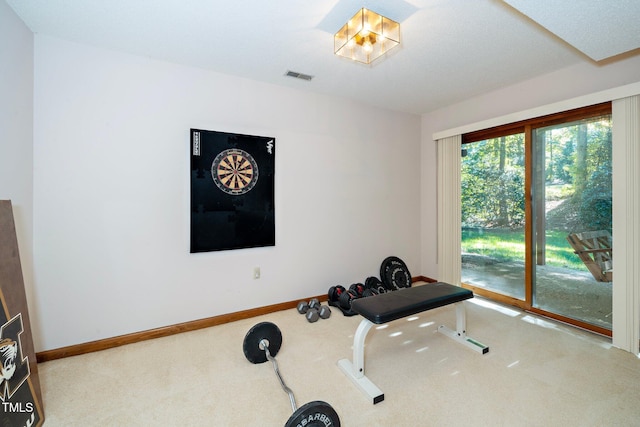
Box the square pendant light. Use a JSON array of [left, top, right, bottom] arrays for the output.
[[334, 8, 400, 64]]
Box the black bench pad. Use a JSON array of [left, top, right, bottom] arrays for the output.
[[351, 282, 473, 324]]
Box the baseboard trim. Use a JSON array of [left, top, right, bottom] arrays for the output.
[[36, 276, 434, 362]]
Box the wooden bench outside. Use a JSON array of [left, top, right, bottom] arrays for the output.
[[567, 230, 612, 282]]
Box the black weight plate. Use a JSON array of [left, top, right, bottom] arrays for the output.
[[364, 276, 386, 294], [242, 322, 282, 364], [364, 276, 381, 290], [285, 401, 341, 427], [380, 256, 412, 290]]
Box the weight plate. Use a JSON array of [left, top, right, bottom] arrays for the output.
[[380, 256, 412, 290], [285, 400, 341, 427], [242, 322, 282, 364], [364, 276, 378, 288], [364, 276, 384, 293]]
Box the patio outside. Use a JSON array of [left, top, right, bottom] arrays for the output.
[[462, 252, 612, 329]]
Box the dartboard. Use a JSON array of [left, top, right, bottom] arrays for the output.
[[211, 148, 259, 195]]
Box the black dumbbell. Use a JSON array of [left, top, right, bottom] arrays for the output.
[[349, 283, 365, 297], [328, 285, 346, 304], [339, 289, 359, 311]]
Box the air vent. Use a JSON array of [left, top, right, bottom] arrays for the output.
[[285, 70, 314, 81]]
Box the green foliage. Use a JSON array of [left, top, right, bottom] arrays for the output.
[[541, 127, 574, 184], [545, 183, 574, 201], [461, 135, 525, 228], [578, 165, 612, 232], [461, 116, 611, 272], [462, 117, 612, 232]]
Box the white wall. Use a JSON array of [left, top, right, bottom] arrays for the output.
[[32, 35, 421, 351], [24, 19, 640, 353], [420, 55, 640, 278], [0, 3, 35, 314]]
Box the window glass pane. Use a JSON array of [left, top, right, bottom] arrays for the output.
[[461, 134, 525, 299], [532, 115, 612, 329]]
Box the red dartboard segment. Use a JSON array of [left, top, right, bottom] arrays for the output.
[[211, 148, 259, 195]]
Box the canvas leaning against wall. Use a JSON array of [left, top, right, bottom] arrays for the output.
[[190, 129, 275, 253], [0, 201, 45, 426]]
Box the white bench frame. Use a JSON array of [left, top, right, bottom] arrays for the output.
[[338, 301, 489, 404]]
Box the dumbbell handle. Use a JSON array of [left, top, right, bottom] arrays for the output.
[[260, 339, 297, 413]]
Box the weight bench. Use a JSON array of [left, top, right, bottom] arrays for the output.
[[338, 282, 489, 404]]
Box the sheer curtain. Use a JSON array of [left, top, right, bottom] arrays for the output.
[[612, 94, 640, 354], [436, 135, 461, 286]]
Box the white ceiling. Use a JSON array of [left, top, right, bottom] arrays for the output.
[[503, 0, 640, 62], [6, 0, 640, 115]]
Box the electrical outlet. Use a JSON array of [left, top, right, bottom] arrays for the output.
[[253, 267, 260, 279]]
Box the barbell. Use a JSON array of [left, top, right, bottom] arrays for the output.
[[242, 322, 341, 427]]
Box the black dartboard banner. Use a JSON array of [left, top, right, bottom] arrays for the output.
[[190, 129, 275, 253]]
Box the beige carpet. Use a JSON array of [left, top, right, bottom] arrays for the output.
[[38, 292, 640, 426]]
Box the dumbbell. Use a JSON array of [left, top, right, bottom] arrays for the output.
[[328, 285, 346, 305], [306, 307, 320, 323], [297, 298, 319, 313], [318, 305, 331, 319], [339, 289, 359, 312], [297, 299, 331, 322], [297, 298, 321, 313], [296, 301, 309, 314], [349, 283, 366, 297], [306, 304, 331, 323], [242, 322, 341, 427]]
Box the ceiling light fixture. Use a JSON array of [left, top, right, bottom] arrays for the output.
[[334, 8, 400, 65]]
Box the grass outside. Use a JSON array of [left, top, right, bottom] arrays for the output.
[[462, 228, 585, 271]]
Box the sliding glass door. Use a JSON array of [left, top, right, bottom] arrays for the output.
[[531, 116, 612, 329], [460, 104, 613, 333]]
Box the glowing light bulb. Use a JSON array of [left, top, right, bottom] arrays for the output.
[[363, 40, 373, 52]]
